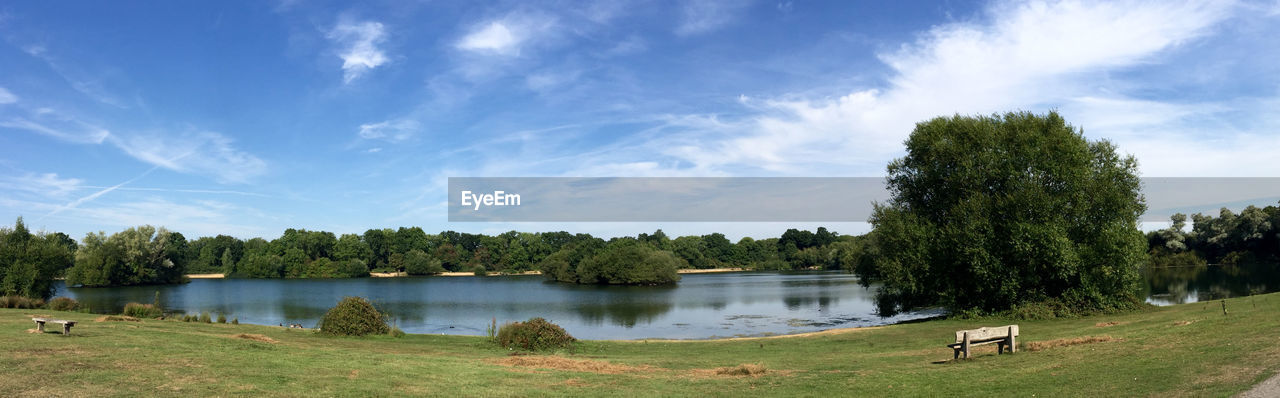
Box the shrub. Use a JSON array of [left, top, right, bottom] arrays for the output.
[[472, 265, 488, 276], [199, 311, 212, 323], [183, 314, 195, 322], [47, 297, 79, 311], [389, 326, 405, 338], [496, 317, 575, 351], [231, 317, 239, 325], [123, 302, 163, 318], [0, 295, 45, 309], [318, 296, 389, 336], [217, 313, 227, 323]]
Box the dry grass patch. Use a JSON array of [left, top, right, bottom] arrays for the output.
[[1173, 320, 1196, 326], [230, 334, 278, 344], [715, 363, 768, 376], [1025, 336, 1118, 352], [492, 355, 655, 375], [1094, 321, 1126, 327], [95, 315, 140, 322]]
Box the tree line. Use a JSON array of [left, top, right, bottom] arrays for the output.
[[1, 215, 868, 296]]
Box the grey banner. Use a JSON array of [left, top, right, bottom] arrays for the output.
[[447, 177, 1280, 222]]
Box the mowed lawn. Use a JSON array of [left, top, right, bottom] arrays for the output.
[[3, 293, 1280, 397]]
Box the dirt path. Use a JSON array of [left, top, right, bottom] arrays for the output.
[[1238, 372, 1280, 398]]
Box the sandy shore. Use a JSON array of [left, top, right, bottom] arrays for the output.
[[610, 325, 886, 343], [186, 268, 749, 279]]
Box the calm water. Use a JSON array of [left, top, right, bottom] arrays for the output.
[[55, 265, 1277, 339], [54, 271, 943, 340], [1143, 262, 1280, 306]]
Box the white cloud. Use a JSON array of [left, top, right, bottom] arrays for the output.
[[676, 0, 750, 36], [328, 20, 389, 83], [454, 13, 557, 56], [0, 117, 111, 144], [0, 87, 16, 104], [457, 22, 520, 54], [642, 0, 1240, 175], [357, 119, 418, 141], [0, 173, 84, 199], [112, 131, 267, 184]]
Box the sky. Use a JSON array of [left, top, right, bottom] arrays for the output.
[[1, 0, 1279, 241]]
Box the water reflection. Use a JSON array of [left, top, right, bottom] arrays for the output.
[[55, 271, 936, 339], [1143, 262, 1280, 305]]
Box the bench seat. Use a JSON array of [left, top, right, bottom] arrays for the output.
[[32, 318, 77, 336]]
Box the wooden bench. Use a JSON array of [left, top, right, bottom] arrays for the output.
[[948, 325, 1018, 359], [32, 318, 77, 335]]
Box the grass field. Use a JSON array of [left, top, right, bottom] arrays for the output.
[[3, 293, 1280, 397]]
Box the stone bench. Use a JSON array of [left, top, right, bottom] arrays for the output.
[[32, 317, 77, 335], [948, 325, 1018, 359]]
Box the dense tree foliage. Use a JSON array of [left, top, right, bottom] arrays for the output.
[[0, 218, 74, 299], [546, 239, 684, 285], [853, 112, 1148, 316], [66, 225, 188, 287], [1147, 204, 1280, 267]]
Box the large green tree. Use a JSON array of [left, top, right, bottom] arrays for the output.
[[67, 225, 188, 287], [0, 217, 74, 299], [855, 111, 1147, 315]]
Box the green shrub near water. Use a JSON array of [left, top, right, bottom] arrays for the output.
[[47, 297, 79, 311], [496, 317, 575, 351], [123, 302, 163, 318], [231, 317, 239, 325], [318, 296, 389, 336], [217, 313, 227, 323]]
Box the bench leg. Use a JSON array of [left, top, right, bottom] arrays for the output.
[[962, 332, 971, 359], [1008, 333, 1016, 353], [953, 348, 960, 359], [998, 341, 1005, 355], [62, 324, 72, 336], [35, 321, 45, 333]]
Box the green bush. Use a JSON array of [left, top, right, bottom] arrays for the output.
[[47, 297, 79, 311], [231, 317, 239, 325], [199, 311, 212, 323], [496, 317, 576, 351], [389, 326, 405, 338], [0, 295, 45, 309], [123, 302, 163, 318], [318, 296, 389, 336], [472, 265, 488, 276], [574, 240, 682, 285], [217, 313, 227, 323]]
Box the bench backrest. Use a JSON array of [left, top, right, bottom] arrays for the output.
[[955, 325, 1018, 342]]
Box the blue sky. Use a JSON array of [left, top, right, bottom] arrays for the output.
[[2, 0, 1279, 241]]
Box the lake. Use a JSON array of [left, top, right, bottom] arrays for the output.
[[53, 264, 1280, 340], [55, 271, 943, 340], [1142, 262, 1280, 306]]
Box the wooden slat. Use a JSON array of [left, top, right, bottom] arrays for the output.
[[954, 325, 1019, 342]]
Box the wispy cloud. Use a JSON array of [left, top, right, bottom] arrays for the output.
[[328, 19, 389, 84], [41, 166, 157, 220], [0, 116, 111, 144], [0, 172, 84, 199], [0, 87, 16, 104], [357, 119, 418, 142], [112, 131, 267, 184], [22, 45, 131, 108], [676, 0, 751, 36]]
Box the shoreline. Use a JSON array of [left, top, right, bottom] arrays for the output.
[[187, 267, 750, 280]]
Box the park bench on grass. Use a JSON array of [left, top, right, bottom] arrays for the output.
[[948, 325, 1018, 359], [32, 317, 77, 336]]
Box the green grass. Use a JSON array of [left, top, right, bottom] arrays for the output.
[[3, 293, 1280, 397]]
